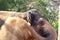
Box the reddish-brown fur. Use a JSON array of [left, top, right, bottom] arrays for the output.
[[0, 17, 32, 40]]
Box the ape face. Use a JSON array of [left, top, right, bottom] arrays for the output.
[[25, 9, 57, 40], [27, 12, 50, 38], [34, 18, 50, 38]]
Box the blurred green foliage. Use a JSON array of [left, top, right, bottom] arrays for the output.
[[0, 0, 58, 33]]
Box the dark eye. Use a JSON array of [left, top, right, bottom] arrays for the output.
[[38, 21, 45, 26]]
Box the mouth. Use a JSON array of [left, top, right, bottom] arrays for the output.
[[37, 29, 50, 38]]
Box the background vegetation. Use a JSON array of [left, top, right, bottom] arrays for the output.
[[0, 0, 59, 33]]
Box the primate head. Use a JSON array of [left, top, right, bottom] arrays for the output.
[[26, 9, 49, 37], [24, 9, 57, 40]]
